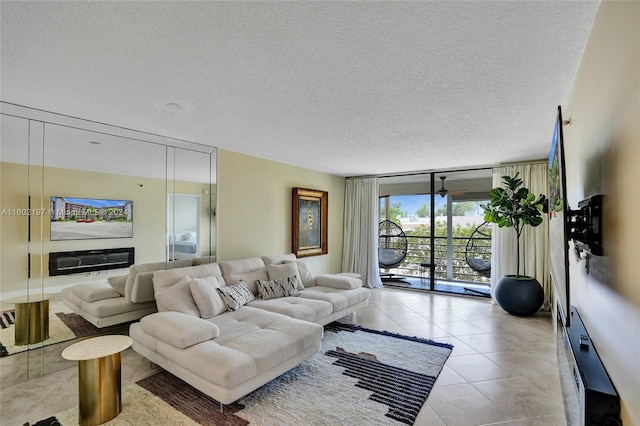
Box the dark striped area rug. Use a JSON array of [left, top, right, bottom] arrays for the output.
[[28, 322, 453, 425]]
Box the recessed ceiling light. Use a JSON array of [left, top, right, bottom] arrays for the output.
[[152, 98, 194, 114]]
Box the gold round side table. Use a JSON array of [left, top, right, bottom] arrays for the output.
[[4, 294, 52, 345], [62, 335, 133, 426]]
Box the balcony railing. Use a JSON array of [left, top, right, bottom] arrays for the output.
[[382, 235, 491, 284]]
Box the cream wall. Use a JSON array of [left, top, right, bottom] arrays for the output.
[[217, 149, 346, 276], [563, 1, 639, 423]]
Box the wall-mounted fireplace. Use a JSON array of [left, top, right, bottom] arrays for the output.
[[48, 247, 135, 276]]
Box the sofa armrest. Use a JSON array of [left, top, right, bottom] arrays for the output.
[[129, 271, 155, 303], [139, 312, 219, 349], [315, 274, 362, 290], [71, 281, 121, 303]]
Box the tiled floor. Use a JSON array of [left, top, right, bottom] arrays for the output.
[[0, 287, 566, 425]]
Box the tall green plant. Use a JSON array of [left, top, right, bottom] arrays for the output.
[[482, 172, 548, 277]]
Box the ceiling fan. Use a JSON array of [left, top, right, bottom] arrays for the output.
[[437, 176, 470, 198], [438, 176, 449, 197]]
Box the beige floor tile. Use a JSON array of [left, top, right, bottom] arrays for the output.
[[433, 365, 468, 387], [427, 383, 512, 426], [455, 333, 518, 354], [445, 354, 515, 383], [434, 320, 488, 336], [472, 377, 566, 419], [401, 323, 451, 339], [415, 403, 447, 426]]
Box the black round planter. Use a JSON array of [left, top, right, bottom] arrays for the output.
[[494, 275, 544, 316]]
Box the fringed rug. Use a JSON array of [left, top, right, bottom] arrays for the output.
[[28, 322, 453, 425]]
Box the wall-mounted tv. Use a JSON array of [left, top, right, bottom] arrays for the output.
[[50, 196, 133, 241], [548, 106, 571, 327]]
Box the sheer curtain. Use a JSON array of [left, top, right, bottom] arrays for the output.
[[342, 177, 383, 288], [490, 163, 551, 309]]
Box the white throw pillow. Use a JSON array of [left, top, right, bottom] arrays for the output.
[[190, 275, 227, 318], [267, 263, 304, 290], [107, 274, 127, 296], [140, 312, 219, 349], [154, 276, 200, 316], [256, 275, 301, 300], [216, 280, 255, 311], [284, 260, 315, 287]]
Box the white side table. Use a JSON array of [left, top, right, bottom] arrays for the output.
[[62, 335, 132, 426], [4, 294, 52, 345]]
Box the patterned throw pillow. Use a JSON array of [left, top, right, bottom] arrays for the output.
[[256, 275, 301, 300], [216, 280, 255, 311]]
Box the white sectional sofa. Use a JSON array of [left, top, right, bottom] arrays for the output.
[[129, 253, 370, 405], [61, 258, 208, 327]]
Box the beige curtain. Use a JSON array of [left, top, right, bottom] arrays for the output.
[[490, 163, 551, 309], [342, 177, 383, 288]]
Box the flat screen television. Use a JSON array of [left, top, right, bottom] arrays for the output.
[[50, 196, 133, 240], [548, 105, 571, 327]]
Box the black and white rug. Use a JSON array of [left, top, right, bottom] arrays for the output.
[[29, 322, 453, 425]]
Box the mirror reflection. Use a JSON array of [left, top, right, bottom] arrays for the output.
[[0, 111, 217, 389]]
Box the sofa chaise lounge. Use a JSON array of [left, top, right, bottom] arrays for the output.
[[129, 253, 370, 405]]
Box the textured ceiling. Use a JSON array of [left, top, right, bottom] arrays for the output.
[[0, 1, 599, 177]]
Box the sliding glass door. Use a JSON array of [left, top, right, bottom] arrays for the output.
[[378, 169, 492, 295]]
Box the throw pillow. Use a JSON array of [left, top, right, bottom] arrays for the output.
[[190, 275, 227, 318], [216, 280, 255, 311], [154, 276, 200, 316], [284, 260, 315, 287], [107, 274, 127, 296], [256, 275, 301, 300], [267, 263, 304, 290]]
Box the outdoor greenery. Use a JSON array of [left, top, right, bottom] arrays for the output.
[[402, 221, 491, 283], [379, 195, 492, 283]]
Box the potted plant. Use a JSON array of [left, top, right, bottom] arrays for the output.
[[482, 172, 548, 316]]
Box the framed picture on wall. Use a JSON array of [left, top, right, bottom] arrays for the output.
[[292, 187, 328, 257]]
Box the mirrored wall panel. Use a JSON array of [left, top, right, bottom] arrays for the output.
[[0, 106, 217, 388]]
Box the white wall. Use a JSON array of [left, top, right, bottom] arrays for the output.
[[563, 1, 640, 423]]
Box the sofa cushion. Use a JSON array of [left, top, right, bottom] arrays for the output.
[[284, 260, 316, 287], [261, 253, 297, 265], [216, 280, 255, 311], [193, 256, 216, 265], [72, 281, 121, 303], [107, 274, 127, 296], [140, 311, 219, 349], [266, 263, 304, 290], [153, 263, 225, 292], [247, 297, 332, 323], [129, 271, 159, 303], [219, 257, 267, 295], [190, 276, 227, 318], [154, 276, 200, 316], [256, 276, 301, 300], [125, 259, 193, 300], [315, 274, 362, 290], [298, 286, 370, 312]]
